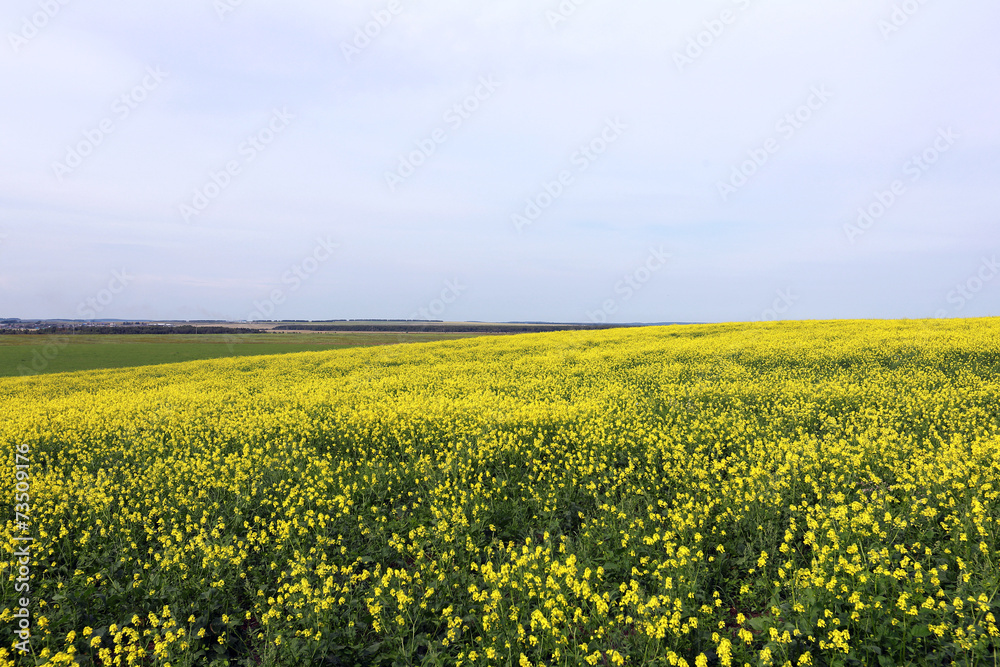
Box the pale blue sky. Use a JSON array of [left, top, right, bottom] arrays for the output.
[[1, 0, 998, 323]]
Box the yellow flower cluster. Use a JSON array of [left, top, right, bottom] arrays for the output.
[[1, 318, 998, 665]]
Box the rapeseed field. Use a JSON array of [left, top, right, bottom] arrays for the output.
[[2, 320, 998, 666]]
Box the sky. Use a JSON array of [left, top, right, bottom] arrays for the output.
[[1, 0, 998, 324]]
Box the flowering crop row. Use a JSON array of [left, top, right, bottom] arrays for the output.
[[1, 319, 998, 665]]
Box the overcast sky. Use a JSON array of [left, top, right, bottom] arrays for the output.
[[1, 0, 997, 323]]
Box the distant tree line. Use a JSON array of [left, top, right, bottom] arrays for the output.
[[249, 319, 443, 323], [271, 323, 634, 334], [0, 325, 265, 335]]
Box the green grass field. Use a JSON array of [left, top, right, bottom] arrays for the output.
[[0, 332, 483, 377]]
